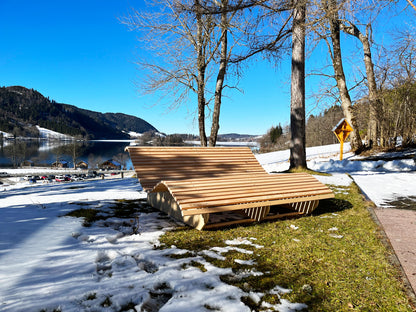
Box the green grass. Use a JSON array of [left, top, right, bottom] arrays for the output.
[[283, 167, 332, 176], [65, 208, 101, 227], [181, 260, 207, 272], [159, 182, 414, 311], [85, 292, 97, 300]]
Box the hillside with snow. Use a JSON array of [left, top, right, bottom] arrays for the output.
[[0, 86, 158, 140]]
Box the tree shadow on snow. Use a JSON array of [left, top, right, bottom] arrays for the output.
[[384, 196, 416, 211]]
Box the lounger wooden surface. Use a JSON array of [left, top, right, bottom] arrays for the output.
[[127, 147, 267, 190], [126, 146, 334, 229]]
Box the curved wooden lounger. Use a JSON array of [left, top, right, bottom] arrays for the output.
[[126, 146, 334, 230]]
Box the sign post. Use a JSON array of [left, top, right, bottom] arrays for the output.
[[332, 118, 353, 160]]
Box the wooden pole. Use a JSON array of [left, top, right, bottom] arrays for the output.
[[340, 140, 344, 160]]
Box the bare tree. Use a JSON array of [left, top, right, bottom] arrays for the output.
[[113, 152, 130, 170], [377, 29, 416, 147], [88, 154, 100, 170], [6, 141, 27, 168], [307, 0, 404, 152], [339, 21, 380, 147], [121, 0, 216, 146], [315, 0, 363, 152], [195, 0, 242, 146], [229, 2, 293, 63], [209, 0, 229, 146], [52, 143, 67, 168], [122, 0, 248, 147], [67, 137, 83, 168], [195, 0, 210, 145]]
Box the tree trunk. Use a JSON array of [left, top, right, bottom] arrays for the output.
[[360, 28, 378, 148], [340, 22, 380, 148], [328, 1, 363, 153], [290, 1, 307, 169], [196, 0, 207, 146], [197, 77, 207, 147], [209, 0, 228, 147]]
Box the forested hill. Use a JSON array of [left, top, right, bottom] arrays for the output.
[[0, 86, 158, 139]]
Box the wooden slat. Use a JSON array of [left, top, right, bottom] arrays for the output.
[[127, 146, 254, 153], [179, 189, 334, 210], [138, 171, 265, 190], [135, 148, 244, 185], [175, 187, 332, 205], [181, 194, 333, 216], [165, 173, 314, 185], [134, 166, 264, 175], [170, 186, 329, 201], [127, 146, 268, 190], [152, 180, 332, 216], [166, 178, 329, 196], [171, 181, 330, 200], [156, 175, 321, 192], [243, 206, 270, 221], [156, 173, 332, 203], [203, 218, 257, 229]]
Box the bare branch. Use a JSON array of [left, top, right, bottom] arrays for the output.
[[405, 0, 416, 12]]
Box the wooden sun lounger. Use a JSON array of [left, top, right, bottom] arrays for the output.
[[126, 146, 334, 230]]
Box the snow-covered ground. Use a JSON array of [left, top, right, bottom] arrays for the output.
[[1, 143, 415, 311], [256, 143, 416, 207], [185, 141, 260, 147]]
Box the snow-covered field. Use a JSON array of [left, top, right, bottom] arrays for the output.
[[1, 143, 415, 312], [256, 143, 416, 207]]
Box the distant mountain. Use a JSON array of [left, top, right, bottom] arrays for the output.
[[217, 133, 260, 141], [0, 86, 158, 139]]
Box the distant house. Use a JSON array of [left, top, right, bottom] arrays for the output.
[[76, 160, 88, 169], [99, 160, 121, 170], [52, 160, 68, 168], [21, 160, 34, 167]]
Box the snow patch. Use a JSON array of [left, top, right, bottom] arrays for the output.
[[36, 125, 73, 140]]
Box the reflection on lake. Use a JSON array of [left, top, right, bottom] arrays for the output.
[[0, 140, 134, 169]]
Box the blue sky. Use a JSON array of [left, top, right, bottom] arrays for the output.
[[0, 1, 413, 135]]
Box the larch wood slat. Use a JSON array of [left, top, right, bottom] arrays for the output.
[[203, 218, 257, 229], [161, 176, 330, 199], [175, 189, 332, 206], [171, 182, 330, 201], [164, 175, 320, 185], [126, 146, 335, 229], [166, 180, 328, 196], [179, 189, 333, 210], [127, 146, 268, 190], [181, 194, 333, 216], [158, 177, 323, 193]]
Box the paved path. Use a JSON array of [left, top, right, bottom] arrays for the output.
[[349, 171, 416, 307], [373, 208, 416, 297]]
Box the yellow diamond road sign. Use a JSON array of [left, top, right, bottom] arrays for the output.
[[332, 118, 353, 160], [333, 118, 353, 142]]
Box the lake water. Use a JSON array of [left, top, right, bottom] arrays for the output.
[[0, 139, 260, 169], [0, 140, 135, 169]]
